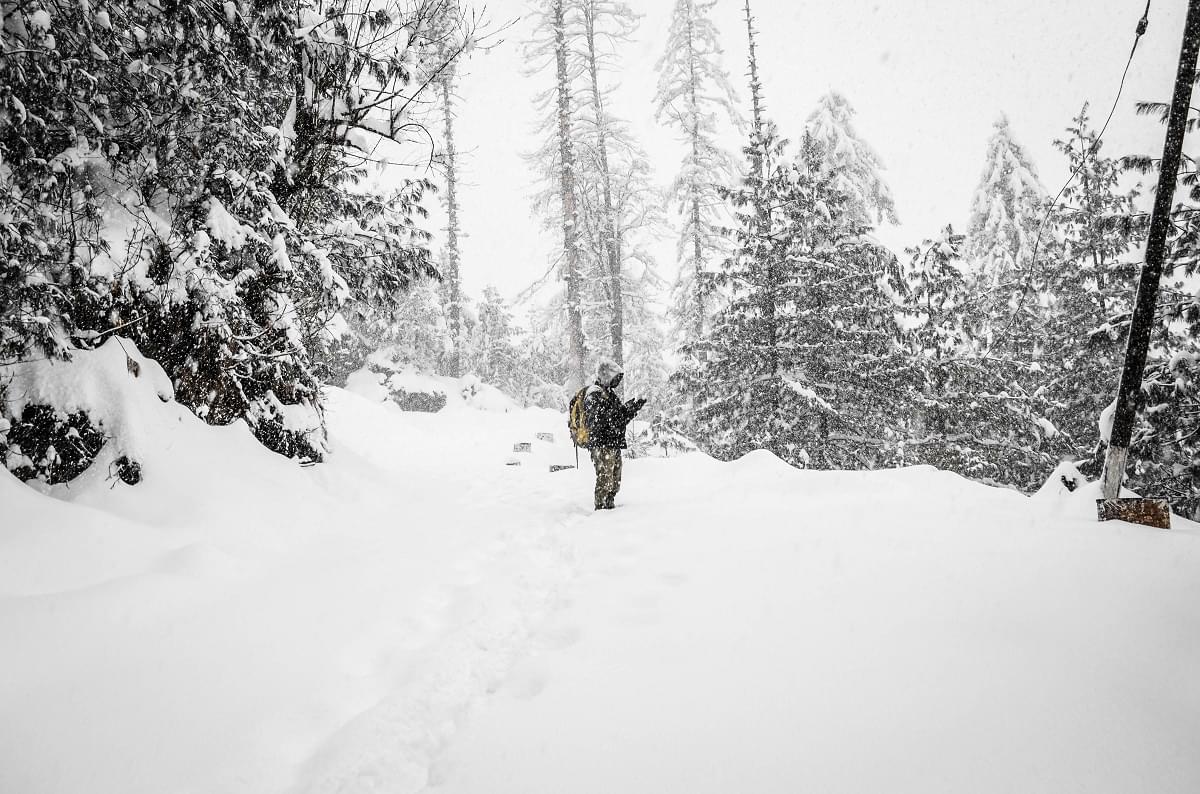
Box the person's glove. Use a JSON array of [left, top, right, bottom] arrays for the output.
[[624, 397, 647, 415]]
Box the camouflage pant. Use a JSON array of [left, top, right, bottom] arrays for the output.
[[590, 447, 623, 509]]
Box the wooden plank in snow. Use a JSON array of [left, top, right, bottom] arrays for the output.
[[1096, 498, 1171, 529]]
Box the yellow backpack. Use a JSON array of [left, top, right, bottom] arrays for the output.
[[567, 387, 590, 448]]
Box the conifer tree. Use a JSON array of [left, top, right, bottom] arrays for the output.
[[1133, 241, 1200, 516], [896, 226, 1060, 487], [576, 0, 638, 365], [653, 0, 742, 340], [525, 0, 588, 389], [956, 114, 1062, 486], [0, 0, 467, 471], [803, 91, 898, 227], [966, 115, 1049, 290], [525, 0, 666, 393], [1042, 106, 1140, 475], [1117, 99, 1200, 516], [677, 127, 906, 468], [439, 61, 464, 378], [468, 286, 521, 391]]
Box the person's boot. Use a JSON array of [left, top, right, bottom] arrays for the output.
[[603, 495, 615, 510]]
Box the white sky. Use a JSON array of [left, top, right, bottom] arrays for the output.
[[435, 0, 1187, 303]]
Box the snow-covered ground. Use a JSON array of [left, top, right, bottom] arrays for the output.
[[4, 377, 1200, 793]]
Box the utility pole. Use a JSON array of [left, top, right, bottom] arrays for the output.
[[440, 66, 463, 379], [1101, 0, 1200, 502]]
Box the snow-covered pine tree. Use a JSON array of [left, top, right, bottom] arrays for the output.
[[512, 302, 572, 408], [0, 0, 466, 478], [575, 0, 637, 365], [387, 276, 450, 374], [577, 149, 670, 404], [741, 0, 766, 147], [524, 0, 667, 400], [0, 0, 330, 461], [653, 0, 743, 341], [966, 115, 1049, 290], [802, 91, 898, 228], [1117, 98, 1200, 516], [524, 0, 589, 390], [895, 226, 1054, 485], [1041, 106, 1141, 476], [433, 3, 468, 379], [437, 68, 464, 378], [468, 287, 521, 392], [963, 114, 1055, 374], [918, 114, 1066, 488], [895, 226, 971, 469], [897, 220, 1074, 489], [786, 132, 911, 467], [676, 122, 907, 468], [1132, 221, 1200, 517]]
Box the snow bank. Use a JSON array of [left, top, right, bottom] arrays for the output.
[[0, 383, 575, 794], [346, 362, 519, 413], [435, 454, 1200, 794], [1, 337, 174, 482], [3, 404, 1199, 794]]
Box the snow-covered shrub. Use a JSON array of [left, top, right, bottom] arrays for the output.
[[387, 385, 449, 414], [0, 0, 461, 465], [0, 338, 172, 486], [3, 405, 106, 485], [631, 414, 697, 459]]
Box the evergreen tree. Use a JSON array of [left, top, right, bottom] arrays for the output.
[[653, 0, 742, 341], [0, 0, 466, 470], [438, 62, 465, 378], [1042, 106, 1141, 475], [468, 286, 522, 392], [896, 226, 1061, 488], [946, 114, 1063, 487], [677, 125, 907, 468], [1118, 99, 1200, 516], [1134, 234, 1200, 516], [965, 115, 1049, 290], [524, 0, 589, 389], [964, 116, 1053, 367], [576, 0, 636, 365], [803, 91, 898, 227], [525, 0, 666, 394]]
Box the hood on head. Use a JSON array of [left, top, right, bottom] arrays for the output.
[[596, 359, 624, 388]]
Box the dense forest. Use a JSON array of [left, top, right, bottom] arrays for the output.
[[2, 0, 1198, 515]]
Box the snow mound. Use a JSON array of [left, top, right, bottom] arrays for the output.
[[729, 448, 801, 475], [347, 363, 519, 413], [4, 394, 1199, 794], [1, 337, 174, 483], [1034, 460, 1089, 500]]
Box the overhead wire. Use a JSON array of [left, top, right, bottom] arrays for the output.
[[983, 0, 1152, 360]]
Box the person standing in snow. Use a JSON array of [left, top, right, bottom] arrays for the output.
[[584, 360, 645, 510]]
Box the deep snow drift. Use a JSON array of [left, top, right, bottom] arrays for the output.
[[3, 375, 1199, 794]]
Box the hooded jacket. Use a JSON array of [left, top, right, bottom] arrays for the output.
[[584, 361, 634, 449]]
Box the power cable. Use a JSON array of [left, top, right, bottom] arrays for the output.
[[984, 0, 1152, 360]]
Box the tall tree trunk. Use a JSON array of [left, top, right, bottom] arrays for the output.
[[685, 3, 706, 339], [742, 0, 764, 152], [553, 0, 588, 387], [583, 2, 624, 366], [742, 0, 778, 437], [440, 69, 463, 378]]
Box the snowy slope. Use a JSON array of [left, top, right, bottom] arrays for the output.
[[435, 457, 1200, 793], [3, 390, 1200, 794]]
